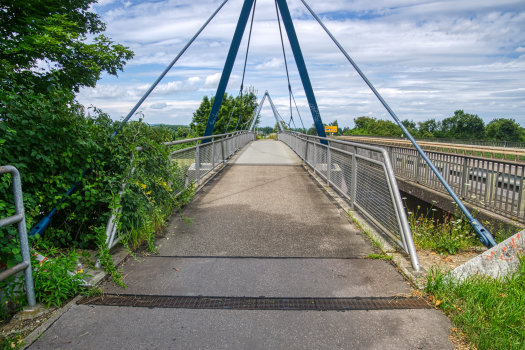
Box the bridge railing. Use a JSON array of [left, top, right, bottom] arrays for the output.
[[277, 131, 420, 271], [337, 134, 525, 149], [380, 145, 525, 223], [101, 131, 255, 255]]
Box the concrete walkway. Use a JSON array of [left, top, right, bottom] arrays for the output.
[[28, 140, 454, 350]]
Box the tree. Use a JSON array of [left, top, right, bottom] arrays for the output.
[[0, 0, 134, 94], [190, 87, 258, 137], [486, 118, 522, 142], [441, 110, 485, 140], [418, 119, 443, 138]]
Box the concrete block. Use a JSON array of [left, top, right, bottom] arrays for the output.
[[450, 230, 524, 282]]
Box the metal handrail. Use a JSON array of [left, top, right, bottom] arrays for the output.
[[278, 131, 420, 271], [0, 166, 36, 306]]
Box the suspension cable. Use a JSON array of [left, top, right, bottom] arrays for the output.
[[274, 0, 295, 129], [300, 0, 496, 249], [290, 90, 305, 132], [234, 0, 257, 132]]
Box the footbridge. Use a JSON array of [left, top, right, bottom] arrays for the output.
[[15, 0, 501, 347], [27, 136, 455, 349]]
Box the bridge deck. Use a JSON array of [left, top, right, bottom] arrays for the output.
[[28, 140, 454, 350]]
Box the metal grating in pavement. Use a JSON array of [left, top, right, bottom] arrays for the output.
[[78, 294, 430, 311]]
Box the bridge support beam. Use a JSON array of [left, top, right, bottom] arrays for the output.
[[275, 0, 327, 144], [203, 0, 255, 140]]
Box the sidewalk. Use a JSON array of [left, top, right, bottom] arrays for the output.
[[27, 140, 454, 349]]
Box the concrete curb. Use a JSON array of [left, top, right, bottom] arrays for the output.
[[302, 164, 426, 289], [450, 229, 524, 282]]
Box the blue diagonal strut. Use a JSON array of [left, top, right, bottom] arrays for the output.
[[203, 0, 256, 141], [275, 0, 327, 144]]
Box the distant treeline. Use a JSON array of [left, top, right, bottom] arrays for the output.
[[302, 110, 523, 142], [152, 124, 194, 139]]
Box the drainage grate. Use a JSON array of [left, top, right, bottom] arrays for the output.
[[78, 294, 430, 311]]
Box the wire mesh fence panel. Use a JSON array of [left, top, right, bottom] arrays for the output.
[[329, 149, 353, 201], [316, 146, 328, 180], [278, 132, 418, 269], [171, 147, 197, 190], [355, 157, 402, 239], [199, 143, 214, 179]]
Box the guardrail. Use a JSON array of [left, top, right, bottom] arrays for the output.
[[100, 131, 256, 255], [379, 145, 525, 223], [277, 131, 420, 271], [337, 136, 525, 162], [337, 135, 525, 149], [0, 166, 36, 307]]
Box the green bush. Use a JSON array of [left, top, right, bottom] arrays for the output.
[[0, 84, 191, 271]]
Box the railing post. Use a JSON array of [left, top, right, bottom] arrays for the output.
[[196, 140, 200, 185], [304, 139, 308, 162], [327, 142, 331, 185], [415, 154, 421, 183], [211, 138, 215, 169], [461, 157, 469, 198], [313, 141, 317, 174], [0, 166, 35, 307], [221, 136, 225, 162], [351, 147, 357, 208]]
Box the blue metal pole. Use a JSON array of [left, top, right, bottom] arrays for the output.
[[275, 0, 327, 144], [202, 0, 256, 141], [300, 0, 497, 248]]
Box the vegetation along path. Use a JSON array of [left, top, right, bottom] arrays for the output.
[[28, 140, 454, 349]]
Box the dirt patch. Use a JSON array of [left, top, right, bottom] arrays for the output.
[[417, 248, 485, 273]]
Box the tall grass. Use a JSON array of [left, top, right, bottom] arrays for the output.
[[425, 255, 525, 350], [407, 204, 479, 254]]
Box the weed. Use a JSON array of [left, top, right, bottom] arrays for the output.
[[32, 248, 88, 308], [348, 211, 385, 252], [0, 333, 24, 350], [406, 204, 479, 254], [82, 286, 104, 298], [425, 255, 525, 350], [367, 254, 393, 260]]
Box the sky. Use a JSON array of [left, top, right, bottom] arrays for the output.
[[78, 0, 525, 128]]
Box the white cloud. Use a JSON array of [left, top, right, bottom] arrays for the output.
[[150, 102, 167, 109], [204, 73, 221, 88], [79, 0, 525, 127], [203, 73, 241, 89], [187, 76, 201, 85], [256, 58, 283, 69], [93, 0, 116, 6]]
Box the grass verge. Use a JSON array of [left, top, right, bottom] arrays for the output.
[[425, 255, 525, 350]]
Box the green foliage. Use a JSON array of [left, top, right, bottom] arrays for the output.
[[486, 118, 522, 141], [441, 110, 485, 140], [153, 124, 194, 139], [407, 205, 479, 254], [32, 248, 87, 308], [425, 255, 525, 350], [344, 116, 405, 137], [0, 334, 24, 350], [0, 0, 133, 94], [190, 87, 258, 136]]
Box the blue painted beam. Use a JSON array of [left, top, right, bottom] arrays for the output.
[[203, 0, 255, 140], [275, 0, 327, 144]]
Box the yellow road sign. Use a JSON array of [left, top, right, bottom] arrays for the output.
[[325, 126, 337, 133]]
